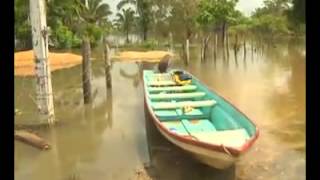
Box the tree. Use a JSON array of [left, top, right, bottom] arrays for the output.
[[291, 0, 305, 23], [168, 0, 200, 64], [287, 0, 305, 34], [115, 8, 135, 43], [196, 0, 239, 61], [73, 0, 112, 104], [117, 0, 152, 41], [15, 0, 32, 49], [196, 0, 239, 45], [73, 0, 112, 44], [253, 0, 291, 17]]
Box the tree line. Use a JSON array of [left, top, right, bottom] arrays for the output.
[[15, 0, 305, 50]]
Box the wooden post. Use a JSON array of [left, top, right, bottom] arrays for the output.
[[82, 37, 92, 104], [186, 38, 190, 65], [29, 0, 55, 124], [169, 32, 173, 53], [104, 37, 112, 88], [243, 40, 246, 60], [234, 34, 238, 67], [214, 32, 217, 60], [200, 37, 204, 62], [226, 31, 230, 59]]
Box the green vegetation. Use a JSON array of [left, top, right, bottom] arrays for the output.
[[115, 8, 136, 43], [14, 0, 305, 50]]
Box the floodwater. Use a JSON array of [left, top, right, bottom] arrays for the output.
[[14, 38, 305, 180]]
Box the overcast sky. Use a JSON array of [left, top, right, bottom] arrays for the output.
[[104, 0, 264, 20]]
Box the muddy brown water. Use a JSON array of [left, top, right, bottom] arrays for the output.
[[14, 39, 305, 180]]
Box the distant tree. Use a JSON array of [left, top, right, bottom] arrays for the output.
[[115, 8, 136, 43], [253, 0, 291, 17], [196, 0, 239, 45], [15, 0, 32, 49], [74, 0, 112, 44], [117, 0, 152, 41], [287, 0, 305, 26]]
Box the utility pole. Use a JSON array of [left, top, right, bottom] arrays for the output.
[[30, 0, 55, 124]]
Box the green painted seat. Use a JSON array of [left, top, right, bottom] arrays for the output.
[[181, 119, 216, 132], [149, 92, 205, 100], [155, 108, 206, 121], [161, 121, 189, 135], [147, 80, 176, 86], [155, 110, 177, 117]]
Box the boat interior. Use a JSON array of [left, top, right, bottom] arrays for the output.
[[144, 70, 257, 149]]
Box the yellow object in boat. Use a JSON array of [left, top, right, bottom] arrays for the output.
[[173, 75, 191, 85]]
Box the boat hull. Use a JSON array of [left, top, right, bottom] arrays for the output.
[[144, 98, 239, 169], [155, 121, 237, 169], [143, 70, 259, 169]]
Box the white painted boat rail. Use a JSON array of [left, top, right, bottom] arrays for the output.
[[149, 92, 205, 99], [152, 100, 216, 109], [148, 85, 197, 92]]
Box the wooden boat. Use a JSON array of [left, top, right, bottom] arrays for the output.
[[143, 69, 259, 169]]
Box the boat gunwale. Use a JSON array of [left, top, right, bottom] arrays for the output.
[[143, 70, 259, 157]]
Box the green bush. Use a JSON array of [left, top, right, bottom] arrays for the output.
[[52, 21, 73, 48], [142, 39, 158, 49]]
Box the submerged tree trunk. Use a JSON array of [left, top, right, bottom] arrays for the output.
[[222, 22, 226, 46], [169, 32, 173, 53], [226, 31, 230, 59], [126, 29, 129, 43], [234, 34, 239, 67], [251, 39, 254, 62], [104, 37, 112, 88], [201, 35, 210, 62], [15, 130, 50, 150], [243, 40, 247, 60], [214, 32, 218, 60], [82, 38, 92, 104], [143, 26, 148, 41]]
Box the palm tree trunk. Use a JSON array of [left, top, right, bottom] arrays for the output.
[[226, 31, 229, 59], [126, 29, 129, 43], [243, 39, 246, 60], [103, 37, 112, 88], [222, 22, 226, 46], [82, 37, 92, 104], [143, 26, 148, 41]]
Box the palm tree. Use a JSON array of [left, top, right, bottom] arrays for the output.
[[117, 0, 152, 41], [74, 0, 112, 26], [115, 8, 135, 43], [73, 0, 112, 104]]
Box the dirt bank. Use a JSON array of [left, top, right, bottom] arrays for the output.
[[14, 50, 174, 76], [15, 50, 83, 76], [113, 51, 174, 62]]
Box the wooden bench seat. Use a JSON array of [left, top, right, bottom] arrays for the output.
[[152, 100, 216, 110], [148, 85, 197, 92], [149, 92, 205, 100]]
